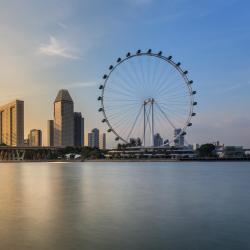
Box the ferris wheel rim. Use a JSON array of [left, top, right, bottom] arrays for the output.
[[98, 50, 197, 146]]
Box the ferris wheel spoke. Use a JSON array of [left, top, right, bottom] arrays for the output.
[[111, 72, 140, 97], [157, 100, 190, 106], [105, 99, 140, 104], [154, 111, 172, 144], [155, 102, 176, 129], [154, 65, 179, 98], [158, 89, 190, 100], [116, 60, 141, 90], [150, 57, 160, 92], [157, 105, 189, 125], [156, 80, 189, 100], [107, 78, 134, 95], [148, 55, 157, 94], [158, 101, 189, 114], [122, 60, 142, 94], [105, 87, 137, 100], [127, 57, 144, 92], [156, 74, 181, 99], [107, 102, 141, 121], [106, 104, 138, 121], [139, 55, 147, 93], [105, 79, 136, 98], [157, 79, 186, 96], [153, 70, 173, 97], [126, 104, 144, 141], [155, 65, 186, 97], [105, 101, 141, 107]]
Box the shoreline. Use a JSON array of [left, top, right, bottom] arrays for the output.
[[1, 158, 250, 163]]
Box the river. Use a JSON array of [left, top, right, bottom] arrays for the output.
[[0, 162, 249, 250]]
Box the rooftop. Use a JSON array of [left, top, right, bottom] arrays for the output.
[[54, 89, 73, 103]]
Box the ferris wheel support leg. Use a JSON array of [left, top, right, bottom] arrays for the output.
[[143, 103, 146, 147], [152, 101, 154, 147]]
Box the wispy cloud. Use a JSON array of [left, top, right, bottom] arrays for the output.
[[126, 0, 153, 6], [219, 82, 250, 93], [38, 36, 79, 59], [65, 81, 98, 89], [58, 22, 67, 29]]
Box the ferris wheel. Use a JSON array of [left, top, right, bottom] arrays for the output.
[[98, 49, 197, 147]]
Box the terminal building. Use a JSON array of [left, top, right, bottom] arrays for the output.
[[174, 128, 185, 147], [154, 133, 163, 147], [0, 100, 24, 146]]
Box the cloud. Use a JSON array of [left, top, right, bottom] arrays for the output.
[[65, 81, 98, 89], [38, 36, 79, 59], [219, 82, 250, 93], [58, 22, 67, 29], [126, 0, 153, 6]]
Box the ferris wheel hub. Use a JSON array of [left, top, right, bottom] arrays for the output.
[[144, 98, 155, 105]]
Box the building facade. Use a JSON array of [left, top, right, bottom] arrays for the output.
[[54, 90, 74, 147], [100, 133, 106, 150], [88, 128, 99, 148], [74, 112, 84, 147], [47, 120, 54, 146], [174, 128, 185, 147], [29, 129, 42, 147], [0, 100, 24, 146], [154, 133, 163, 147]]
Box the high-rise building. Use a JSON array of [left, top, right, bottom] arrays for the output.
[[29, 129, 42, 147], [100, 133, 106, 150], [154, 133, 163, 147], [88, 128, 99, 148], [24, 138, 30, 146], [74, 112, 84, 147], [54, 89, 74, 147], [47, 120, 54, 146], [174, 128, 185, 147], [0, 100, 24, 146]]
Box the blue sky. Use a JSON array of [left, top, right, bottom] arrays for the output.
[[0, 0, 250, 147]]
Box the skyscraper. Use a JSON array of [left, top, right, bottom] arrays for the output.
[[54, 89, 74, 147], [88, 128, 99, 148], [29, 129, 42, 147], [47, 120, 54, 146], [100, 133, 106, 150], [174, 128, 185, 147], [74, 112, 84, 147], [0, 100, 24, 146]]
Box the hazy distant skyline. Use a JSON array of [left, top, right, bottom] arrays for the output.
[[0, 0, 250, 147]]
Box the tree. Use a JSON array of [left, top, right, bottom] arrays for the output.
[[197, 144, 216, 158]]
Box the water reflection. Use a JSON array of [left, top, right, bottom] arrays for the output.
[[0, 162, 250, 250]]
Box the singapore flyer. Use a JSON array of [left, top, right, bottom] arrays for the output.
[[98, 50, 197, 147]]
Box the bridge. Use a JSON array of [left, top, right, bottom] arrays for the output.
[[0, 146, 63, 161]]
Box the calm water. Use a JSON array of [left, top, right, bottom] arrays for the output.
[[0, 162, 250, 250]]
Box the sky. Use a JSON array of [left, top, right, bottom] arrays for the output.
[[0, 0, 250, 147]]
